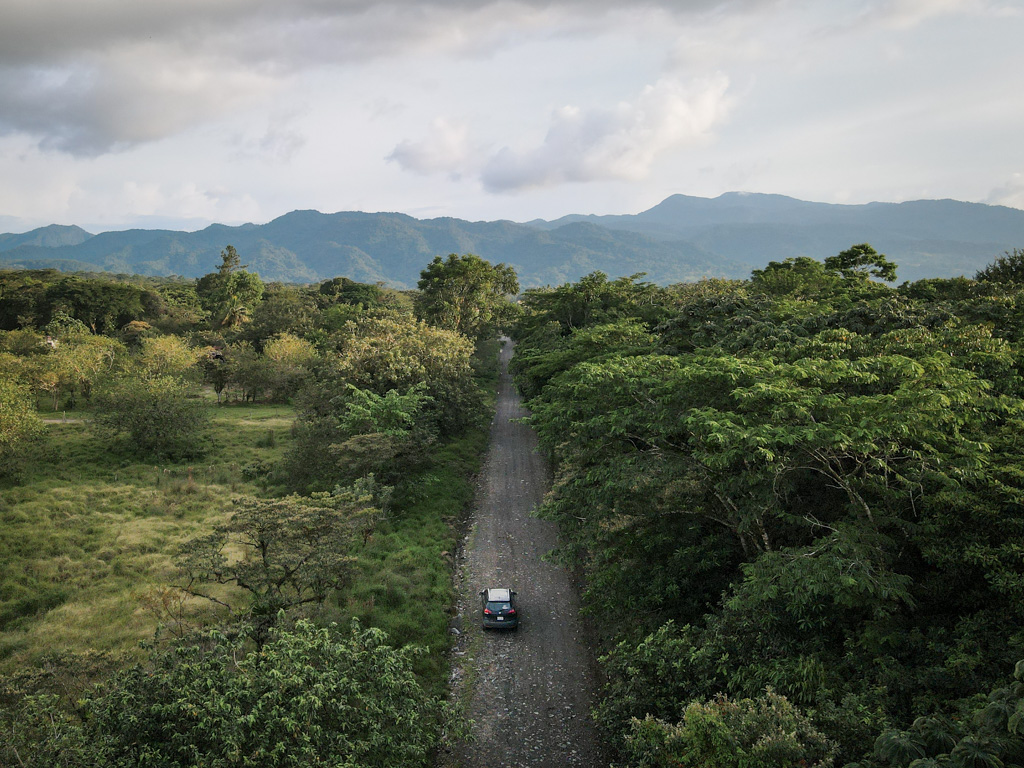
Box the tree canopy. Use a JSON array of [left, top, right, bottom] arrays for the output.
[[415, 253, 519, 339], [510, 244, 1024, 765]]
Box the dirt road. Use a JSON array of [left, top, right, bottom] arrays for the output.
[[446, 340, 607, 768]]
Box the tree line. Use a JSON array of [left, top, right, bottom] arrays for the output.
[[0, 249, 519, 766], [510, 246, 1024, 767]]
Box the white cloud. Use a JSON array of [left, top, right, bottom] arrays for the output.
[[0, 1, 687, 157], [387, 118, 477, 178], [987, 174, 1024, 210], [0, 45, 279, 155], [479, 74, 732, 191]]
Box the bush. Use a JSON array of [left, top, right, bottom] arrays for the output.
[[623, 690, 837, 768], [94, 375, 209, 460], [0, 375, 44, 480], [3, 621, 456, 768]]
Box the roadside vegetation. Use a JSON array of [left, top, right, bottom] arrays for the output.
[[511, 245, 1024, 768], [0, 251, 517, 766]]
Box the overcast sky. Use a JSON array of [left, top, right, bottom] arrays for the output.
[[0, 0, 1021, 233]]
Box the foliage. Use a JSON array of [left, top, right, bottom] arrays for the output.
[[859, 660, 1024, 768], [415, 253, 519, 339], [0, 375, 44, 479], [135, 334, 203, 380], [510, 254, 1024, 764], [175, 480, 387, 642], [328, 313, 479, 434], [824, 243, 899, 282], [623, 690, 837, 768], [0, 270, 160, 334], [93, 375, 209, 459], [241, 284, 318, 347], [976, 247, 1024, 284], [3, 621, 454, 768], [195, 246, 266, 330], [21, 331, 124, 410]]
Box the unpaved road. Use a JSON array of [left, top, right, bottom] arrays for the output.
[[446, 340, 607, 768]]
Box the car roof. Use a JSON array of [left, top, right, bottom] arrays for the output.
[[484, 588, 512, 601]]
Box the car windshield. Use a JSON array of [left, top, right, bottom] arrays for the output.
[[486, 602, 512, 612]]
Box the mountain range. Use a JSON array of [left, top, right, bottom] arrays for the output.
[[2, 193, 1023, 287]]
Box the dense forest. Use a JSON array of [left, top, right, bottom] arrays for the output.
[[3, 242, 1024, 766], [0, 250, 518, 766], [510, 245, 1024, 766]]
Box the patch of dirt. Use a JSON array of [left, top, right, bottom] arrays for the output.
[[443, 340, 608, 768]]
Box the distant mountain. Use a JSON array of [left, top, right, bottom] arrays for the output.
[[2, 193, 1022, 286], [529, 193, 1024, 283], [0, 224, 93, 251], [0, 210, 740, 287]]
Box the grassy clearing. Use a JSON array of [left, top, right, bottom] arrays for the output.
[[0, 403, 294, 670], [1, 342, 501, 697]]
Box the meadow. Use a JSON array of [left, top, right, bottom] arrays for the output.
[[0, 403, 295, 668], [0, 351, 495, 692]]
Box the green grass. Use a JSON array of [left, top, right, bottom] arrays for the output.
[[328, 338, 501, 692], [1, 342, 502, 698], [0, 403, 295, 670], [335, 426, 490, 692]]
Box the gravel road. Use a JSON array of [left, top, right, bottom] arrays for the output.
[[445, 339, 608, 768]]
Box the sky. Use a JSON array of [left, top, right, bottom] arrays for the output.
[[0, 0, 1022, 233]]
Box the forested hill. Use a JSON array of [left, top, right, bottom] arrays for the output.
[[530, 192, 1024, 282], [0, 211, 736, 288], [3, 193, 1023, 286]]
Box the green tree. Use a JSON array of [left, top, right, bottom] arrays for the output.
[[415, 253, 519, 339], [175, 481, 386, 641], [3, 621, 455, 768], [243, 284, 318, 348], [0, 375, 44, 480], [262, 333, 318, 401], [195, 246, 265, 330], [976, 247, 1024, 284], [331, 313, 479, 434], [750, 256, 840, 298], [824, 243, 898, 282], [135, 334, 201, 380], [624, 691, 836, 768], [93, 375, 208, 459]]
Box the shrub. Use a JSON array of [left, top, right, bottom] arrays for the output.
[[94, 375, 209, 460]]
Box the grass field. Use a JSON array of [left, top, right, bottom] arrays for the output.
[[0, 404, 295, 669], [0, 341, 500, 694]]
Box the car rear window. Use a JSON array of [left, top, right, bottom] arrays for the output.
[[486, 602, 512, 611]]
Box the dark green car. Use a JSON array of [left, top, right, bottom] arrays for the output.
[[479, 587, 518, 630]]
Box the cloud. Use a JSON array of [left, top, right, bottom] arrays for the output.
[[479, 75, 732, 192], [986, 173, 1024, 210], [387, 118, 477, 178], [0, 45, 279, 155], [0, 1, 752, 157]]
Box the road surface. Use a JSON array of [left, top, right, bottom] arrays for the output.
[[445, 339, 607, 768]]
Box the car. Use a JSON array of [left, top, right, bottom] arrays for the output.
[[479, 587, 518, 630]]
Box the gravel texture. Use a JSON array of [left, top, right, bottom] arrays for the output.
[[445, 340, 608, 768]]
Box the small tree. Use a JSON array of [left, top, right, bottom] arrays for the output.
[[175, 480, 386, 642], [93, 375, 208, 459], [0, 375, 44, 480]]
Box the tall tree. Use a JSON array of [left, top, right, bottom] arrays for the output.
[[415, 253, 519, 339], [195, 246, 265, 330], [824, 243, 898, 282]]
